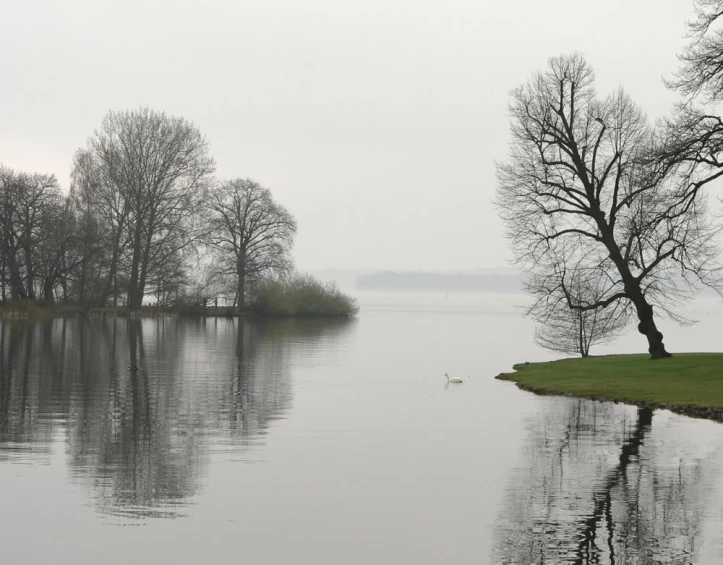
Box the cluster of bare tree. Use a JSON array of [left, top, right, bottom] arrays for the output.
[[0, 168, 78, 303], [499, 0, 723, 358], [1, 108, 296, 310]]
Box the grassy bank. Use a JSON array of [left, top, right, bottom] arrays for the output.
[[496, 353, 723, 421]]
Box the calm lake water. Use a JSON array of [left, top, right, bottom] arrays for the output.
[[2, 292, 723, 564]]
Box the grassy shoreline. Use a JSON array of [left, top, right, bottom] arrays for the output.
[[496, 353, 723, 422]]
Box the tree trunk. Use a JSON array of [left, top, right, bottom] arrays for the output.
[[1, 249, 6, 302], [137, 267, 148, 309], [602, 230, 671, 359], [634, 301, 671, 359], [578, 312, 586, 357], [23, 231, 35, 300], [60, 275, 69, 305], [78, 256, 87, 304], [237, 251, 246, 309], [237, 272, 246, 309], [97, 225, 123, 307], [5, 250, 27, 300], [43, 278, 55, 305], [128, 224, 143, 309], [137, 211, 156, 312]]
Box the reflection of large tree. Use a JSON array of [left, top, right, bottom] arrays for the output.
[[494, 400, 714, 564], [0, 317, 353, 518], [226, 319, 290, 440], [224, 318, 350, 441], [0, 321, 56, 456], [67, 318, 201, 518]]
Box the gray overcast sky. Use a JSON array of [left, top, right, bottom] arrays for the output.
[[0, 0, 692, 271]]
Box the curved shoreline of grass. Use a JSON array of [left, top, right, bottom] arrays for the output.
[[496, 353, 723, 422]]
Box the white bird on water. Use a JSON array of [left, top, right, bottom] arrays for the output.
[[445, 373, 463, 384]]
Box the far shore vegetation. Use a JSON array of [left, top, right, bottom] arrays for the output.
[[1, 108, 358, 319], [497, 354, 723, 419], [251, 274, 359, 317], [0, 273, 358, 319]]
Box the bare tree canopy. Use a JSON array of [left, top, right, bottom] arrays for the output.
[[207, 178, 297, 308], [0, 166, 66, 302], [1, 113, 325, 313], [71, 108, 215, 309], [654, 1, 723, 215], [668, 0, 723, 103], [527, 259, 630, 358], [497, 54, 722, 359]]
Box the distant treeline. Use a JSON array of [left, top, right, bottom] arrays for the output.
[[0, 107, 357, 317], [355, 271, 522, 293]]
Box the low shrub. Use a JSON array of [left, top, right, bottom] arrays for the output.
[[250, 274, 358, 317]]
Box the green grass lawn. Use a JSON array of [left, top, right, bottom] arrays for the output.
[[497, 353, 723, 411]]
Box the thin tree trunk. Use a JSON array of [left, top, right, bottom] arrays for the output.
[[60, 275, 69, 305], [22, 227, 35, 300], [137, 210, 156, 311], [5, 250, 27, 300], [237, 251, 246, 309], [1, 247, 6, 302], [78, 255, 87, 305], [97, 224, 123, 307], [43, 278, 55, 305], [128, 224, 143, 309]]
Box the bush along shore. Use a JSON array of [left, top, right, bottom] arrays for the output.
[[496, 354, 723, 422], [0, 277, 359, 320], [249, 274, 359, 317]]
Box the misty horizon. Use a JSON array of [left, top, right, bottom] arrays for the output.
[[0, 0, 695, 272]]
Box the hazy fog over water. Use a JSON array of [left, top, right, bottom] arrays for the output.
[[0, 0, 694, 272]]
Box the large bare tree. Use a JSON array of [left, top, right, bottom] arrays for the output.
[[207, 178, 297, 308], [497, 54, 721, 359], [71, 108, 214, 309]]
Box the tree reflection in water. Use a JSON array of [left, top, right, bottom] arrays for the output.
[[493, 398, 723, 564], [0, 317, 352, 519]]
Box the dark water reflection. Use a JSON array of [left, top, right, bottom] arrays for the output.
[[494, 398, 722, 564], [3, 297, 723, 563], [0, 317, 352, 518]]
